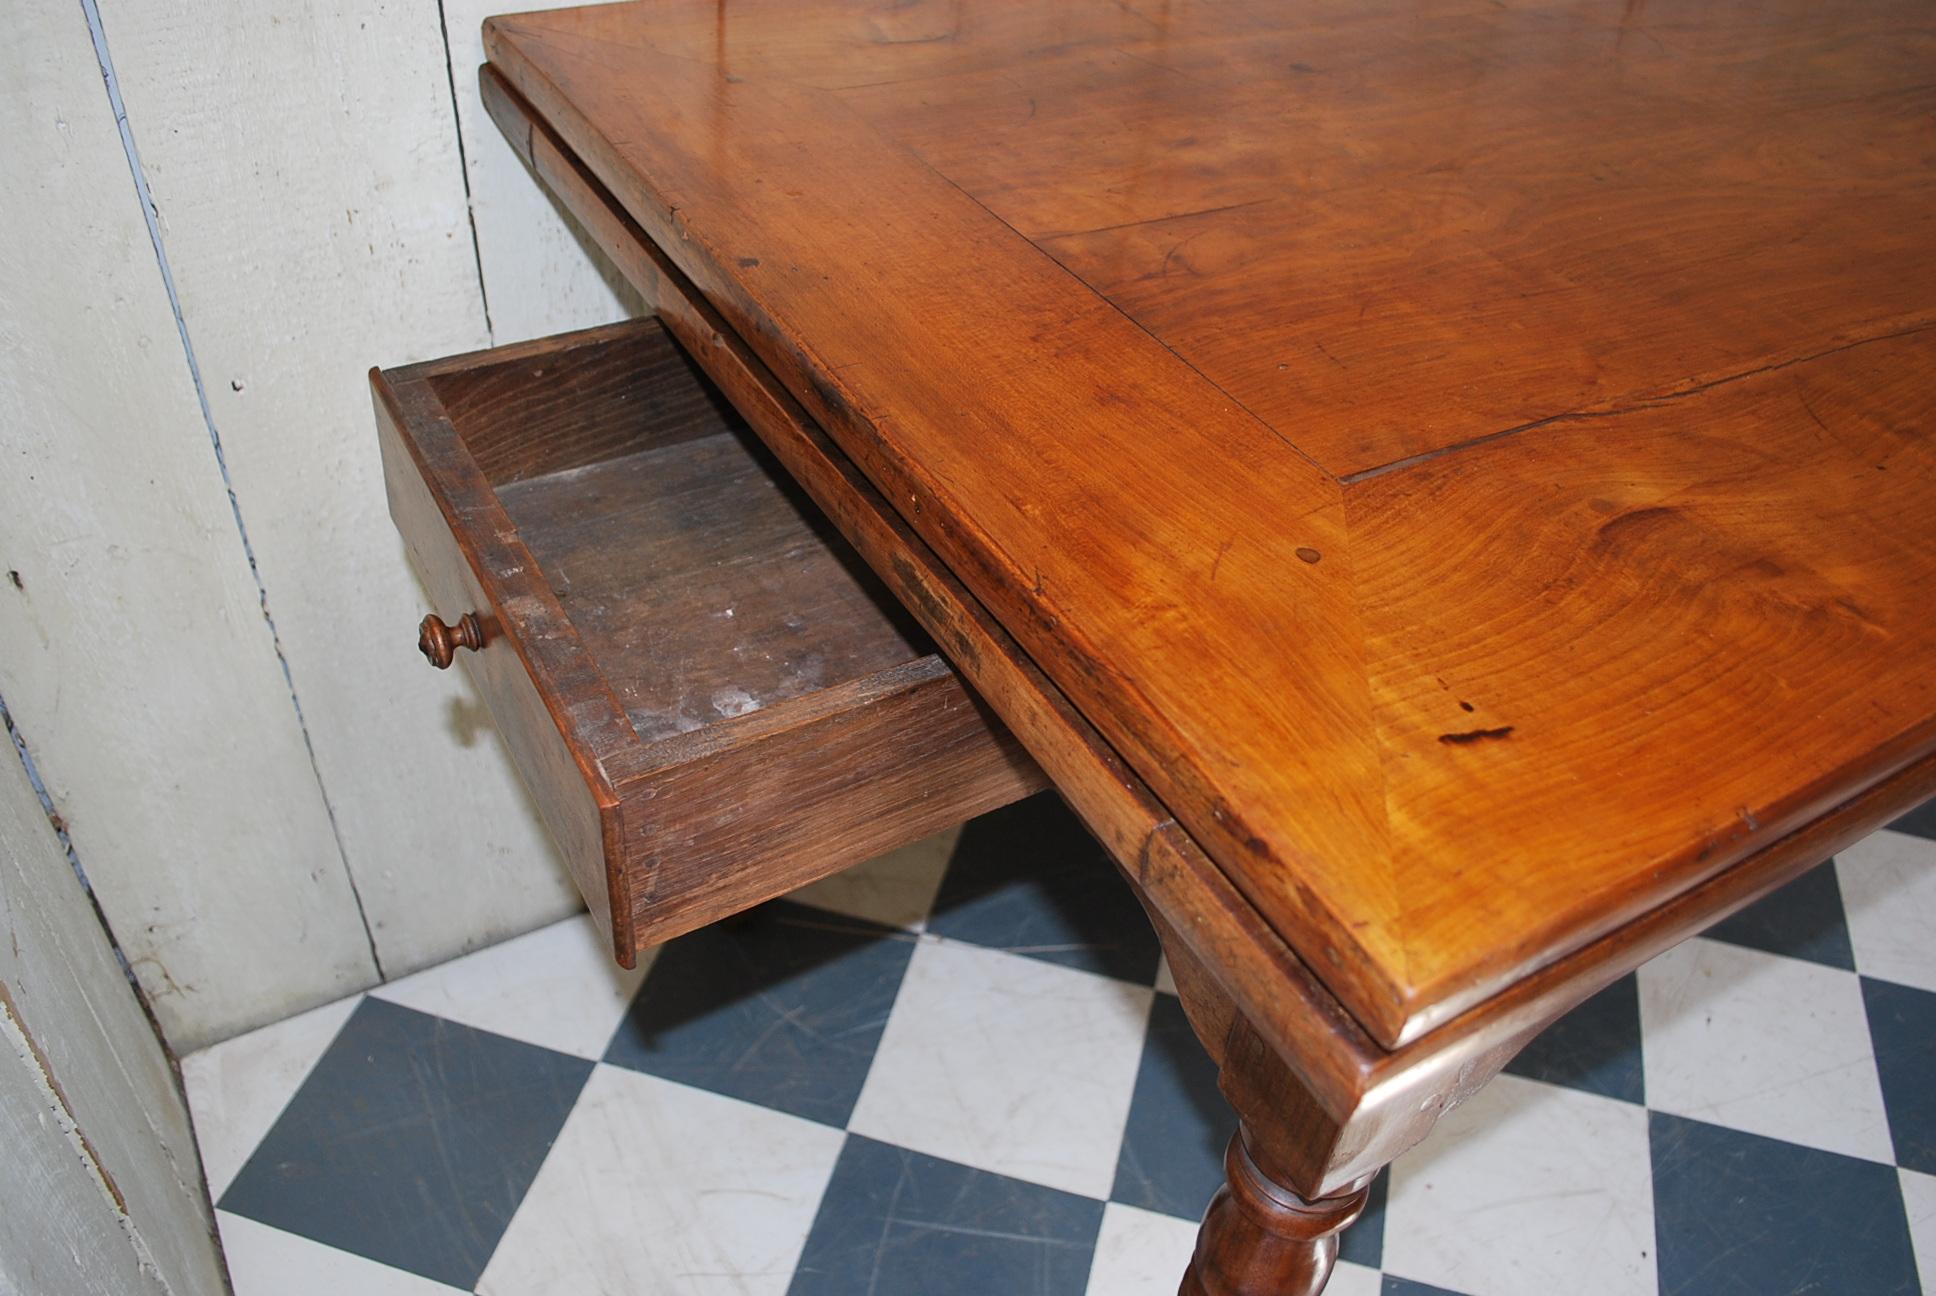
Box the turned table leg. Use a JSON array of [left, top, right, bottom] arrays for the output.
[[1144, 910, 1402, 1296], [1180, 1130, 1370, 1296], [1130, 836, 1603, 1295]]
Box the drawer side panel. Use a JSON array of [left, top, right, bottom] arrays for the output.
[[373, 377, 633, 959]]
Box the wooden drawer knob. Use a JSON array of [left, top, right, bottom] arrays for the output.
[[418, 612, 484, 669]]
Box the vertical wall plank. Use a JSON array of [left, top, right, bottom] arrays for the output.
[[0, 0, 377, 1049], [444, 0, 645, 343], [0, 1029, 175, 1296], [1, 743, 228, 1296], [97, 0, 582, 986]]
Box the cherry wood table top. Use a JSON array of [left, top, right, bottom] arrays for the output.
[[485, 0, 1936, 1049]]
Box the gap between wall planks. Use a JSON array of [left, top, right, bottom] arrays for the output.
[[98, 0, 594, 1004], [2, 0, 376, 1051], [442, 0, 648, 343], [96, 0, 610, 1035], [3, 1, 637, 1051]]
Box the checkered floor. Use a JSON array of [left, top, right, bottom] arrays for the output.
[[182, 793, 1936, 1296]]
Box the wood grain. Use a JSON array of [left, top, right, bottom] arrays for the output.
[[1180, 1133, 1367, 1296], [1348, 328, 1936, 1031], [486, 0, 1936, 1045], [478, 60, 1936, 1134], [374, 361, 631, 955], [613, 657, 1033, 943], [495, 420, 924, 743], [480, 61, 1374, 1097], [434, 323, 734, 483], [485, 3, 1397, 1033], [375, 319, 1041, 961]]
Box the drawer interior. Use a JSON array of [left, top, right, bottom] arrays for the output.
[[424, 329, 929, 744], [377, 319, 1041, 962]]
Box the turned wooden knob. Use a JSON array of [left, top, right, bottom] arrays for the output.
[[418, 612, 484, 669]]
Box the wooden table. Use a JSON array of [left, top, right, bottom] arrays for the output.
[[381, 1, 1936, 1291]]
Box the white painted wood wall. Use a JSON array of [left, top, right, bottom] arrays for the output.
[[2, 711, 227, 1294], [2, 0, 637, 1053]]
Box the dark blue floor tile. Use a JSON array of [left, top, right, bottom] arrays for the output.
[[1863, 976, 1936, 1174], [788, 1135, 1104, 1296], [1340, 1169, 1388, 1272], [219, 997, 591, 1289], [928, 793, 1162, 984], [1383, 1278, 1468, 1296], [604, 899, 913, 1126], [1649, 1112, 1918, 1296], [1110, 993, 1233, 1220], [1502, 973, 1645, 1104], [1703, 860, 1854, 970], [1887, 797, 1936, 842]]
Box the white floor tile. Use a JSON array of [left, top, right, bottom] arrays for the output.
[[181, 995, 359, 1200], [1153, 954, 1177, 997], [1383, 1073, 1656, 1296], [1083, 1203, 1375, 1296], [370, 913, 649, 1059], [1903, 1168, 1936, 1294], [216, 1211, 466, 1296], [848, 937, 1153, 1199], [1838, 829, 1936, 993], [1323, 1259, 1383, 1296], [786, 828, 960, 930], [476, 1065, 843, 1296], [1086, 1202, 1200, 1296], [1638, 936, 1893, 1162]]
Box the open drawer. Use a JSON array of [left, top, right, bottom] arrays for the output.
[[373, 319, 1043, 964]]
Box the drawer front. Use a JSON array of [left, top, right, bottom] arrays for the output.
[[613, 656, 1026, 943], [373, 322, 1040, 964]]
